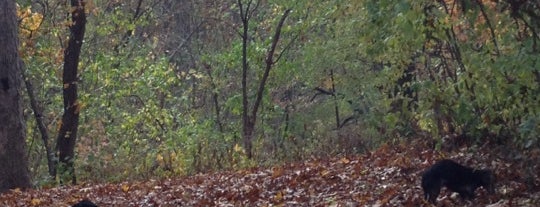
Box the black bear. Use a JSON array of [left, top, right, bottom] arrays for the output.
[[421, 159, 495, 203], [72, 199, 97, 207]]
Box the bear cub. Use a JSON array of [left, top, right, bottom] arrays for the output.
[[421, 159, 495, 203]]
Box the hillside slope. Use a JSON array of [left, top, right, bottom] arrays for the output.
[[1, 140, 538, 206]]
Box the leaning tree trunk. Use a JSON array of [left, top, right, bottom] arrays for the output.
[[0, 0, 32, 192], [55, 0, 87, 184]]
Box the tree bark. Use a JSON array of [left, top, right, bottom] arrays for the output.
[[238, 0, 290, 159], [239, 0, 254, 159], [0, 0, 32, 192], [55, 0, 87, 184]]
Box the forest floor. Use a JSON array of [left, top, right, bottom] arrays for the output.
[[1, 139, 539, 206]]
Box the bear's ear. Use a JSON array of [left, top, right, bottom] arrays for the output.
[[72, 199, 97, 207]]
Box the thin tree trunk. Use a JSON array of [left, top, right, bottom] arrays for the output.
[[114, 0, 145, 52], [55, 0, 87, 184], [203, 64, 225, 168], [0, 0, 32, 192], [238, 0, 290, 159], [22, 71, 55, 177], [203, 64, 225, 134], [239, 0, 254, 159]]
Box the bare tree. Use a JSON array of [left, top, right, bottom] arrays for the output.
[[0, 0, 32, 192]]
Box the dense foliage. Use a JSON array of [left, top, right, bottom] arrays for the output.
[[16, 0, 539, 184]]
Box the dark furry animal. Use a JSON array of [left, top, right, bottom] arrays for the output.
[[421, 159, 495, 203], [72, 199, 97, 207]]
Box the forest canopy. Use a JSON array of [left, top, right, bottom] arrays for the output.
[[14, 0, 539, 183]]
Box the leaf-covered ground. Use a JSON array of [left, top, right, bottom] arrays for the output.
[[1, 140, 539, 206]]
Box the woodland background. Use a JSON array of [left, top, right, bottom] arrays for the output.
[[11, 0, 539, 197]]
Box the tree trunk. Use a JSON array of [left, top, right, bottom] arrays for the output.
[[55, 0, 87, 184], [238, 0, 290, 159], [22, 71, 56, 178], [0, 0, 32, 192], [238, 0, 254, 159], [243, 120, 255, 159]]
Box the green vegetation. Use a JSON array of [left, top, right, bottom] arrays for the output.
[[17, 0, 539, 184]]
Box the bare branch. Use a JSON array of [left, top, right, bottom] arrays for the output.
[[251, 9, 291, 120], [475, 0, 500, 56], [265, 9, 291, 66]]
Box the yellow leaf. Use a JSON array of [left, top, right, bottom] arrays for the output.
[[169, 151, 177, 162], [271, 167, 284, 178], [322, 77, 333, 89], [274, 191, 283, 201], [156, 154, 164, 166], [320, 169, 330, 177], [340, 157, 350, 164], [121, 184, 130, 192], [30, 198, 41, 206], [28, 13, 43, 31], [75, 101, 84, 114], [233, 143, 244, 153]]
